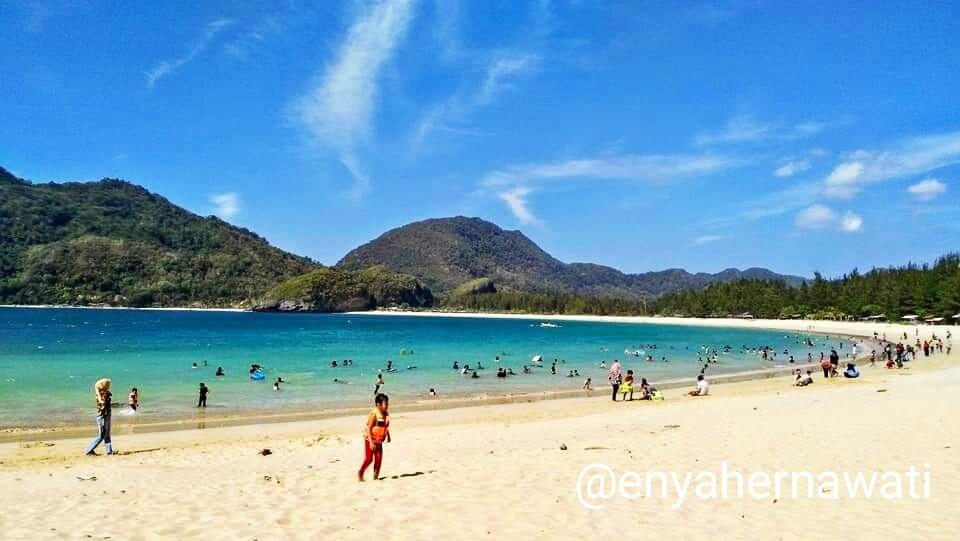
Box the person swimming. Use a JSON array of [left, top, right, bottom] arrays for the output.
[[215, 366, 225, 376]]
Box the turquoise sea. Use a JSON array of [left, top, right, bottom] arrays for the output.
[[0, 307, 836, 430]]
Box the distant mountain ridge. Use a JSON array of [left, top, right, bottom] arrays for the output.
[[337, 217, 805, 300]]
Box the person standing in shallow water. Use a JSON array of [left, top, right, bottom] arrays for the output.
[[84, 378, 116, 456], [198, 383, 209, 408], [359, 393, 391, 481]]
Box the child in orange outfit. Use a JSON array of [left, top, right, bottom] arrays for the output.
[[359, 393, 391, 481]]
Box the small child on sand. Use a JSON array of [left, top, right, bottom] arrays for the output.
[[359, 393, 391, 481], [621, 370, 635, 401]]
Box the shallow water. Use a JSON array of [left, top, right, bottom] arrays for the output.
[[0, 308, 841, 429]]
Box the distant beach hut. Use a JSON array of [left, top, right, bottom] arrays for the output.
[[902, 315, 919, 321], [925, 317, 945, 324], [953, 314, 960, 319]]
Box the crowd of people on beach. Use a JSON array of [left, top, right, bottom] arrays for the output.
[[80, 325, 954, 478]]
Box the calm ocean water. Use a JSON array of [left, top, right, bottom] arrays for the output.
[[0, 308, 837, 429]]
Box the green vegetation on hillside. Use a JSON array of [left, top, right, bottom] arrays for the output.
[[652, 254, 960, 320], [442, 289, 647, 316], [337, 216, 805, 300], [257, 265, 432, 312], [0, 168, 316, 307]]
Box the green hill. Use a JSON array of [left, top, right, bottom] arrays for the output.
[[0, 167, 316, 308], [255, 265, 433, 312], [336, 216, 806, 300]]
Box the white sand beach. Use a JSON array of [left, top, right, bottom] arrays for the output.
[[1, 318, 957, 540]]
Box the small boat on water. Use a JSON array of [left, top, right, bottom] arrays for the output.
[[539, 322, 561, 328]]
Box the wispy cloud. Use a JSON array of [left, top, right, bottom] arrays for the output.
[[482, 153, 737, 189], [291, 0, 416, 198], [222, 15, 282, 59], [823, 131, 960, 199], [774, 158, 812, 177], [481, 152, 737, 224], [498, 186, 539, 225], [412, 0, 549, 148], [691, 234, 728, 246], [477, 52, 539, 104], [794, 204, 861, 233], [695, 115, 826, 146], [907, 178, 947, 201], [412, 50, 538, 148], [210, 193, 240, 219], [701, 181, 822, 228], [146, 18, 234, 88]]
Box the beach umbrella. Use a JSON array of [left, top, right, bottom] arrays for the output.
[[902, 315, 918, 320], [953, 314, 960, 319]]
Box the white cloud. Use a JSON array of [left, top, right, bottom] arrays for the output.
[[695, 116, 774, 146], [695, 116, 826, 146], [775, 159, 812, 177], [412, 50, 537, 147], [210, 193, 240, 219], [498, 186, 539, 225], [714, 181, 821, 225], [823, 161, 865, 198], [691, 234, 727, 246], [794, 204, 862, 233], [482, 152, 737, 224], [146, 18, 234, 88], [907, 178, 947, 201], [840, 212, 863, 232], [794, 204, 836, 229], [482, 153, 737, 189], [291, 0, 416, 197], [823, 131, 960, 199], [477, 53, 539, 104]]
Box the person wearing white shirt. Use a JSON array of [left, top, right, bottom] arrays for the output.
[[688, 374, 709, 396]]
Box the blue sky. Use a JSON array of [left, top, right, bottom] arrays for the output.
[[2, 1, 958, 277]]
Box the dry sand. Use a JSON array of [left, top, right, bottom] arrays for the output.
[[0, 319, 957, 540]]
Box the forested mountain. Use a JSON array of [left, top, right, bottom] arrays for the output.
[[337, 216, 805, 300], [0, 167, 316, 307], [652, 254, 960, 320]]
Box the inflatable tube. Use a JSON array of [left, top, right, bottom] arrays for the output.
[[250, 370, 266, 381]]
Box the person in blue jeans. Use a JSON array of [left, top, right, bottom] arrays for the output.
[[84, 378, 116, 456]]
